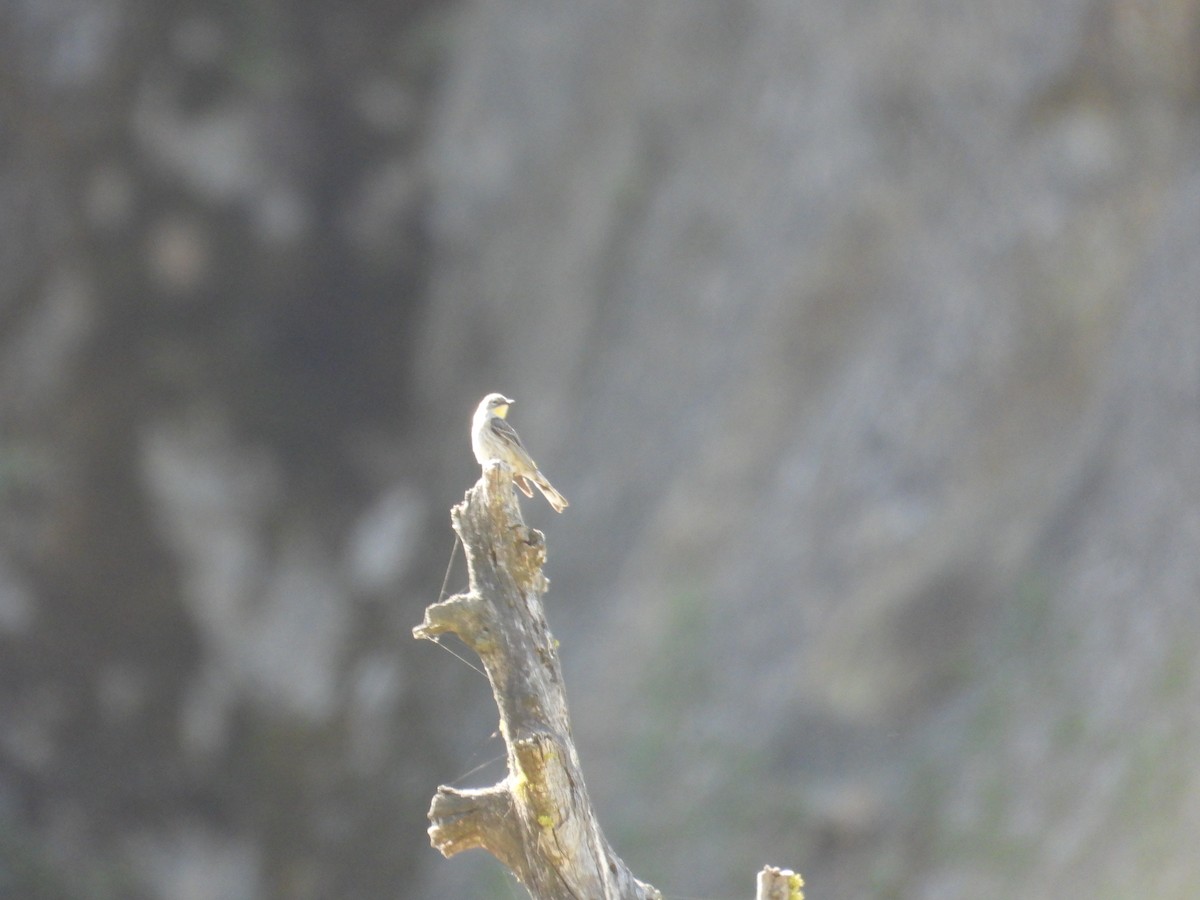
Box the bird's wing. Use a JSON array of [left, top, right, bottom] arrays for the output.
[[490, 415, 528, 453]]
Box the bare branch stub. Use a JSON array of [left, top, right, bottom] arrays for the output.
[[415, 464, 662, 900], [756, 866, 805, 900]]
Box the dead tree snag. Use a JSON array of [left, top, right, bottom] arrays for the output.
[[415, 463, 802, 899], [415, 464, 660, 899]]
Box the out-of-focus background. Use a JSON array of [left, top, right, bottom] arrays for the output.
[[2, 1, 1199, 898]]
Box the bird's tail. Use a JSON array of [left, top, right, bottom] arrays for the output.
[[533, 473, 568, 513]]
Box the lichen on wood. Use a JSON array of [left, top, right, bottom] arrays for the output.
[[756, 866, 805, 900]]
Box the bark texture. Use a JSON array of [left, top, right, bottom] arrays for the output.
[[756, 866, 805, 900], [415, 464, 661, 900]]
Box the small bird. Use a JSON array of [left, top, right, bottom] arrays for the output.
[[472, 393, 568, 512]]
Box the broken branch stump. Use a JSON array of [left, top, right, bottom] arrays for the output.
[[756, 866, 805, 900]]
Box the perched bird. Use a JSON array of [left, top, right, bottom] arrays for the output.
[[471, 393, 568, 512]]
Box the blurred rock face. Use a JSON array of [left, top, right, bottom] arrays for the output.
[[421, 1, 1200, 897], [2, 1, 1199, 899]]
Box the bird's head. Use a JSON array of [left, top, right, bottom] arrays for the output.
[[480, 393, 514, 418]]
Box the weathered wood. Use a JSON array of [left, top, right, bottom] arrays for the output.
[[756, 866, 805, 900], [415, 463, 662, 900], [417, 464, 803, 898]]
